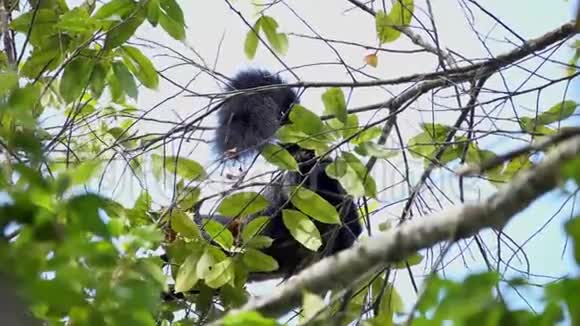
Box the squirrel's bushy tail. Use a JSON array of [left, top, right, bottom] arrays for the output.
[[215, 69, 298, 159]]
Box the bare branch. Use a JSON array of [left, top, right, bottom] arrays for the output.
[[144, 21, 577, 153], [459, 127, 580, 176], [345, 0, 458, 66]]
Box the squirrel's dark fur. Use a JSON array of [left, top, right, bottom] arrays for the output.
[[207, 68, 361, 280], [253, 157, 362, 280], [215, 69, 298, 159]]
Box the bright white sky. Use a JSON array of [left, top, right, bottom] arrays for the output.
[[77, 0, 579, 314]]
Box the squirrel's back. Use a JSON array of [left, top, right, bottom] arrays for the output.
[[215, 69, 297, 159]]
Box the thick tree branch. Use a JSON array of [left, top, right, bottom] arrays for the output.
[[219, 134, 580, 319], [0, 0, 16, 66], [0, 274, 42, 326]]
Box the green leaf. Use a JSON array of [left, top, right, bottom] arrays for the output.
[[376, 11, 398, 43], [107, 124, 138, 148], [464, 145, 495, 165], [89, 63, 108, 98], [276, 124, 329, 153], [174, 250, 203, 293], [547, 278, 580, 325], [218, 282, 247, 308], [26, 279, 86, 316], [259, 16, 288, 55], [245, 235, 274, 249], [67, 193, 110, 237], [60, 57, 93, 103], [289, 186, 341, 224], [69, 160, 101, 185], [326, 114, 360, 142], [282, 209, 322, 251], [205, 258, 235, 289], [393, 252, 424, 269], [151, 154, 207, 181], [146, 0, 160, 26], [6, 83, 41, 127], [121, 45, 159, 89], [176, 186, 201, 211], [244, 24, 260, 59], [0, 165, 7, 188], [391, 0, 414, 26], [325, 157, 348, 179], [159, 0, 185, 25], [107, 126, 129, 144], [243, 248, 279, 272], [8, 130, 43, 159], [10, 10, 58, 47], [56, 7, 100, 33], [201, 218, 235, 249], [217, 192, 269, 217], [376, 0, 414, 44], [171, 210, 201, 239], [241, 216, 270, 243], [363, 314, 394, 326], [289, 105, 325, 136], [566, 48, 580, 76], [101, 198, 126, 221], [94, 0, 136, 19], [322, 88, 347, 123], [107, 68, 125, 102], [536, 100, 578, 125], [126, 191, 151, 223], [341, 114, 360, 140], [371, 280, 405, 317], [408, 123, 452, 161], [112, 61, 138, 100], [104, 10, 146, 49], [158, 4, 186, 41], [276, 124, 307, 143], [325, 158, 365, 198], [416, 275, 447, 313], [343, 152, 378, 198], [565, 216, 580, 263], [0, 70, 18, 95], [196, 247, 226, 278], [0, 52, 6, 69], [301, 291, 326, 321], [352, 126, 383, 144], [261, 143, 298, 171], [222, 311, 278, 326], [13, 164, 49, 190], [562, 156, 580, 184], [10, 9, 54, 32], [354, 142, 398, 159], [436, 272, 500, 321], [495, 156, 533, 183], [20, 47, 62, 78], [538, 302, 565, 325]]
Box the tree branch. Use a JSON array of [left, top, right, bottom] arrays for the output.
[[141, 21, 576, 153], [458, 127, 580, 176], [345, 0, 458, 66], [0, 274, 42, 326], [219, 134, 580, 320]]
